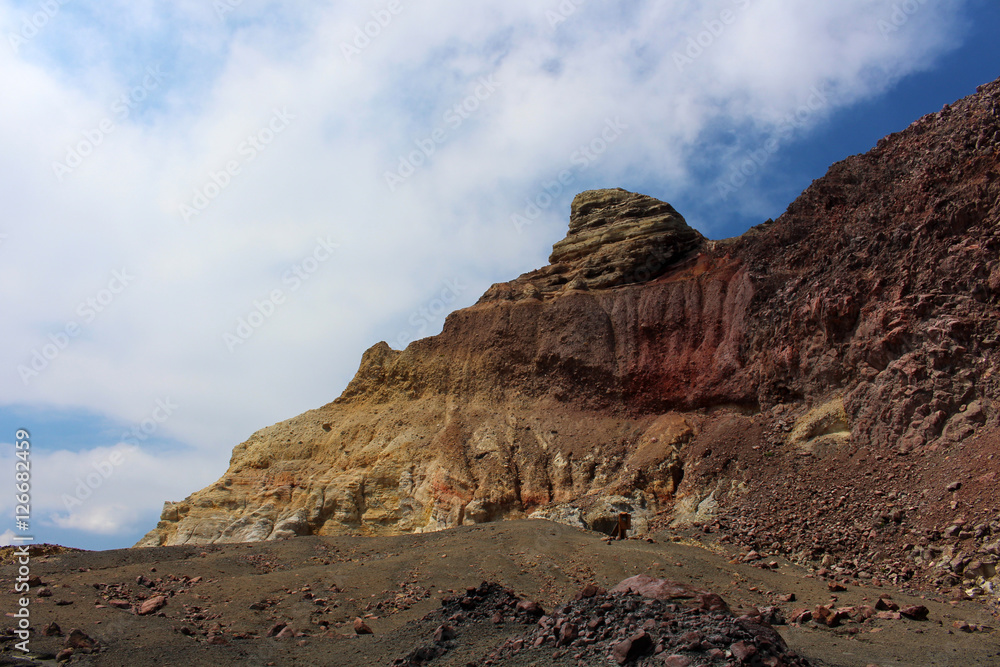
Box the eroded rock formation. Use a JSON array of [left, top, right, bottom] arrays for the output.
[[139, 80, 1000, 595]]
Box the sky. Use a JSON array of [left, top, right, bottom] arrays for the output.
[[0, 0, 997, 551]]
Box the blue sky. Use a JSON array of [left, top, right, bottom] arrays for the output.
[[1, 0, 997, 550]]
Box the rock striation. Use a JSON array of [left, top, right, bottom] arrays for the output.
[[545, 188, 704, 291], [139, 79, 1000, 597]]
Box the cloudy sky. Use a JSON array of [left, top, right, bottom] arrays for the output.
[[1, 0, 997, 550]]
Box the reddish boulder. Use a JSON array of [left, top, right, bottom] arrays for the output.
[[137, 595, 167, 616]]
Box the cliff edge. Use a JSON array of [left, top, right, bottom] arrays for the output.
[[139, 78, 1000, 596]]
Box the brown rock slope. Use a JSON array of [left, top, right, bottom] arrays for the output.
[[141, 78, 1000, 597]]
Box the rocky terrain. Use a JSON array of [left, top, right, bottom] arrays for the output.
[[3, 522, 999, 666], [133, 77, 1000, 618], [2, 74, 999, 667]]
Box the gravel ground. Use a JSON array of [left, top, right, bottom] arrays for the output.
[[1, 521, 997, 666]]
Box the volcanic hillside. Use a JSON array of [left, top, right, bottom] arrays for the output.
[[140, 78, 1000, 600]]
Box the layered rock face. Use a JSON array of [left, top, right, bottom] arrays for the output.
[[140, 80, 1000, 591]]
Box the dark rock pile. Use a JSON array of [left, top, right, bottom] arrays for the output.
[[392, 581, 544, 666], [393, 576, 810, 666]]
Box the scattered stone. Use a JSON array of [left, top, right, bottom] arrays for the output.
[[900, 605, 929, 621], [855, 605, 877, 620], [813, 605, 849, 628], [730, 640, 757, 661], [662, 655, 693, 667], [791, 608, 813, 624], [65, 628, 97, 651], [610, 575, 709, 603], [875, 598, 899, 612], [353, 617, 374, 635], [699, 593, 730, 613], [515, 600, 545, 617], [611, 631, 653, 664], [758, 606, 786, 626], [44, 621, 62, 637], [574, 583, 603, 600], [433, 624, 455, 642], [558, 622, 578, 646], [137, 595, 167, 616]]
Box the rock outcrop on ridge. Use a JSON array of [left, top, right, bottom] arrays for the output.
[[140, 78, 1000, 598]]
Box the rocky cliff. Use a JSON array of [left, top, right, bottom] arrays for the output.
[[140, 78, 1000, 595]]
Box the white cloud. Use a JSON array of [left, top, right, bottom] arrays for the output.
[[0, 0, 971, 543], [0, 442, 225, 539], [0, 529, 15, 547]]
